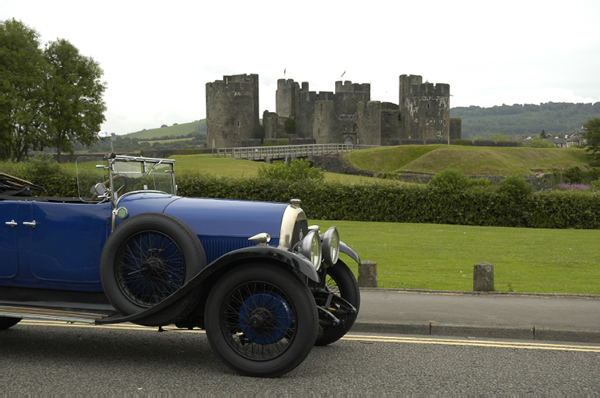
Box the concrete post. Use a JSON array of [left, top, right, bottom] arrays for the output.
[[473, 262, 494, 291], [358, 260, 377, 288]]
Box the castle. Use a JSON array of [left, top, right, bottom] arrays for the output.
[[206, 73, 461, 148]]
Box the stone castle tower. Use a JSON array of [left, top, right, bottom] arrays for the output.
[[205, 74, 262, 148], [207, 73, 460, 148], [399, 74, 450, 142]]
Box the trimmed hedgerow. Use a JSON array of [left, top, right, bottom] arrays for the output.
[[5, 162, 600, 229], [176, 173, 600, 229]]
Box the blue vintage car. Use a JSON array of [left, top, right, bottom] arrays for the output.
[[0, 154, 360, 377]]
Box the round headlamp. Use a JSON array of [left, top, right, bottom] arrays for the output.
[[321, 226, 340, 266], [296, 230, 322, 270]]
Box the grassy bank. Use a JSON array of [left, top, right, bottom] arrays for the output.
[[346, 145, 590, 175], [314, 220, 600, 295]]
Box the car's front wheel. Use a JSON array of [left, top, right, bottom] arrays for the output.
[[0, 317, 21, 330], [204, 263, 318, 377]]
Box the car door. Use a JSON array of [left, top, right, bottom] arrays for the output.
[[27, 201, 112, 289], [0, 201, 19, 279]]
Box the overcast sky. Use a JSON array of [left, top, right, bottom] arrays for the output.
[[4, 0, 600, 135]]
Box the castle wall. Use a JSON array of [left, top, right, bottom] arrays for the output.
[[296, 90, 334, 139], [206, 74, 262, 148], [334, 80, 371, 116], [263, 111, 286, 139], [356, 101, 382, 146], [379, 102, 400, 146], [313, 100, 339, 144]]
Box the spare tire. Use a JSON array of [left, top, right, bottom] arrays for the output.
[[100, 212, 206, 325]]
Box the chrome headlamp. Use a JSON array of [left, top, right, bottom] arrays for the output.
[[295, 229, 322, 270], [321, 226, 340, 266]]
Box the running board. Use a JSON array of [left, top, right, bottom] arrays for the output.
[[0, 306, 113, 324]]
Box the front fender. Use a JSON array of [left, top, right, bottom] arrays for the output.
[[96, 246, 317, 325], [340, 241, 361, 265]]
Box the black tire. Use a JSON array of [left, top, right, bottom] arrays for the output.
[[100, 213, 206, 325], [315, 260, 360, 346], [0, 317, 21, 330], [205, 263, 318, 377]]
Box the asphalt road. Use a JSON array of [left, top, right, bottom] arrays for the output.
[[2, 321, 599, 395]]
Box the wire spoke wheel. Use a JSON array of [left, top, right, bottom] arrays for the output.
[[116, 231, 185, 307], [205, 264, 318, 377], [100, 213, 206, 325], [222, 281, 296, 361]]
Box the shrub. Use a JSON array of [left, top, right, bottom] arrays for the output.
[[468, 178, 491, 188], [529, 138, 555, 148], [428, 169, 470, 192], [499, 174, 533, 197], [589, 180, 600, 191], [380, 172, 401, 180], [451, 139, 472, 146], [586, 167, 600, 182], [19, 154, 78, 197], [563, 166, 586, 184], [258, 159, 324, 182]]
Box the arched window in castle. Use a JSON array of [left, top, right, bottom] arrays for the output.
[[237, 121, 241, 128], [353, 124, 357, 132]]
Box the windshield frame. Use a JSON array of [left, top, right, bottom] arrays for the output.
[[107, 154, 176, 207]]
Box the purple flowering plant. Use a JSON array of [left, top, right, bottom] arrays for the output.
[[558, 183, 589, 191]]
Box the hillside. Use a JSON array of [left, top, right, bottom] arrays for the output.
[[450, 102, 600, 139], [345, 145, 590, 175], [124, 120, 206, 140]]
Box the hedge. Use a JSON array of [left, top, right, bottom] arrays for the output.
[[176, 173, 600, 229], [4, 165, 600, 229]]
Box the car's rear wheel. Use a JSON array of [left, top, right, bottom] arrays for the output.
[[204, 263, 318, 377], [0, 317, 21, 330], [315, 260, 360, 346], [100, 213, 206, 326]]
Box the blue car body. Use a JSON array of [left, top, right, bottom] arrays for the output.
[[0, 154, 361, 377]]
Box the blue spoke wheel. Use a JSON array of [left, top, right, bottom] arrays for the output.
[[205, 264, 318, 377]]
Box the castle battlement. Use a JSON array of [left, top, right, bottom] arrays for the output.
[[335, 80, 370, 94]]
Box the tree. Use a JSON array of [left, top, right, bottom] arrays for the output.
[[540, 129, 547, 138], [583, 117, 600, 164], [284, 117, 296, 134], [44, 39, 107, 161], [1, 19, 50, 161]]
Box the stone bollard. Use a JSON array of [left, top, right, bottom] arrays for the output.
[[473, 262, 494, 291], [358, 260, 377, 288]]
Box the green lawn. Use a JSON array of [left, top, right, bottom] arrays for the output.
[[313, 220, 600, 295], [170, 154, 384, 183]]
